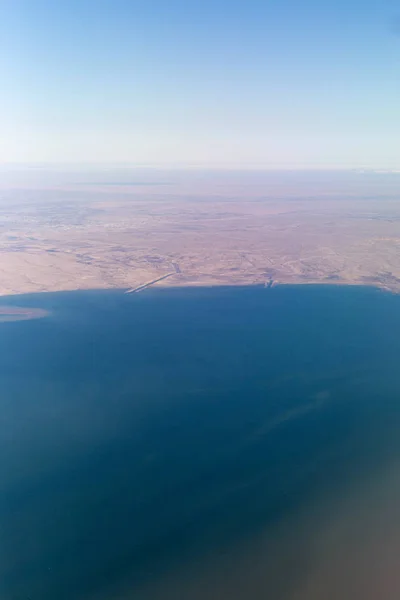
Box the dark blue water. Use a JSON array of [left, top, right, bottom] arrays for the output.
[[1, 285, 400, 600]]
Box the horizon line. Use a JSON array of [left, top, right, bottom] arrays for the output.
[[1, 162, 400, 173]]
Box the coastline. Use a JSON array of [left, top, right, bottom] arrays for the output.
[[0, 268, 399, 300], [0, 277, 397, 309]]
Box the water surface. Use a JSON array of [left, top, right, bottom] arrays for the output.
[[1, 284, 400, 600]]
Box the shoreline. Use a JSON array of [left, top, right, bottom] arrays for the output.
[[0, 277, 398, 306]]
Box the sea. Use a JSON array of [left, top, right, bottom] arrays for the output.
[[1, 284, 400, 600]]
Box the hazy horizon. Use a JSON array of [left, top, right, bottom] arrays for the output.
[[3, 163, 400, 171]]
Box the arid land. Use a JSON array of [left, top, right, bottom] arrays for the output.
[[0, 168, 400, 296]]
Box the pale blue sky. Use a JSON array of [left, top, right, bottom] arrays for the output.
[[1, 0, 400, 167]]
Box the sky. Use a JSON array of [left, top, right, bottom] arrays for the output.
[[1, 0, 400, 168]]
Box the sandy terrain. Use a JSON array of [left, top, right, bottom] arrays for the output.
[[0, 168, 399, 296]]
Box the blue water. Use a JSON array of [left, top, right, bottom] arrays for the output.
[[1, 284, 400, 600]]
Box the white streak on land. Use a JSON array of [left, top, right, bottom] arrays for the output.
[[125, 273, 175, 294]]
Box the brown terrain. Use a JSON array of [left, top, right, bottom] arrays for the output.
[[0, 168, 399, 296]]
